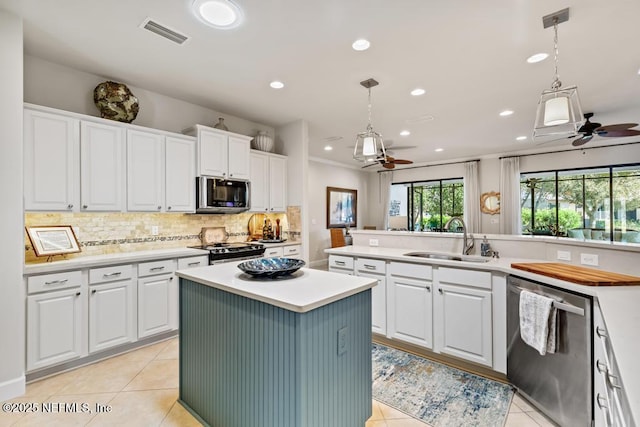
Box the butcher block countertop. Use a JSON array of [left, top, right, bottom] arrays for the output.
[[511, 262, 640, 286]]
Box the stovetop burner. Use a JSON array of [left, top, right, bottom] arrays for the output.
[[189, 241, 265, 263]]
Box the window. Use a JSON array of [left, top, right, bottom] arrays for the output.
[[389, 178, 464, 231], [520, 164, 640, 242]]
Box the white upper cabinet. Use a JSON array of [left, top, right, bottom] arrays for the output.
[[80, 121, 126, 212], [165, 136, 196, 212], [250, 151, 287, 213], [24, 108, 80, 211], [127, 129, 164, 212], [188, 125, 251, 180]]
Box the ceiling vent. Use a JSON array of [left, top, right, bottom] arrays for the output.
[[140, 18, 189, 45]]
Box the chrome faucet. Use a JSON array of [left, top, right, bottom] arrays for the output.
[[444, 216, 474, 255]]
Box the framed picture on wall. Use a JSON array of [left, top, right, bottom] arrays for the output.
[[326, 187, 357, 229], [26, 225, 81, 257]]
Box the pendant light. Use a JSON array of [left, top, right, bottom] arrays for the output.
[[533, 8, 584, 139], [354, 78, 387, 162]]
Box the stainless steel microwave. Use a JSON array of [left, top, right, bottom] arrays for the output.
[[196, 177, 250, 214]]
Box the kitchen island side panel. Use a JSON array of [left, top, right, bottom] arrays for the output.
[[179, 278, 372, 427]]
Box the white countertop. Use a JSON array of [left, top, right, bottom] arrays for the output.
[[176, 260, 376, 313], [326, 245, 640, 423], [24, 248, 210, 275]]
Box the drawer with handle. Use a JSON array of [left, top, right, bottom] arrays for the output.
[[264, 247, 284, 258], [329, 255, 354, 270], [177, 255, 209, 270], [138, 259, 175, 277], [27, 270, 82, 294], [89, 264, 133, 284], [283, 245, 301, 257], [355, 258, 386, 275]]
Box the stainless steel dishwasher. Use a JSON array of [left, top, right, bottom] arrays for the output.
[[507, 275, 593, 427]]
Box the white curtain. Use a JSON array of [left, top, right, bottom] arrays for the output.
[[379, 171, 393, 230], [463, 161, 480, 233], [500, 157, 521, 234]]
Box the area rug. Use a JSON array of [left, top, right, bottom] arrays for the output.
[[372, 343, 513, 427]]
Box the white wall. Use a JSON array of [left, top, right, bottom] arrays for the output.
[[308, 159, 369, 264], [0, 9, 25, 401], [24, 55, 275, 139], [276, 120, 309, 260]]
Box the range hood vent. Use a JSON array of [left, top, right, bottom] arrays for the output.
[[140, 18, 189, 45]]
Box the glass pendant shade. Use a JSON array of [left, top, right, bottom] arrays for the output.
[[533, 86, 584, 138], [354, 125, 385, 161]]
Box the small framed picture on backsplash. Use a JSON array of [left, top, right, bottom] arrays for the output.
[[26, 225, 81, 257]]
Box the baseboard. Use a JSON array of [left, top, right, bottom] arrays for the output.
[[0, 374, 26, 402], [373, 334, 508, 384]]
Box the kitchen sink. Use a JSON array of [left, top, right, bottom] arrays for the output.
[[403, 252, 491, 263]]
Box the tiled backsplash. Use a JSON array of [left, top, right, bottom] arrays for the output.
[[25, 206, 301, 264]]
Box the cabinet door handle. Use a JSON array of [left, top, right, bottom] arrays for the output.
[[596, 326, 608, 339], [364, 264, 377, 270], [103, 272, 122, 278], [438, 288, 443, 294], [75, 292, 81, 296], [596, 359, 608, 374], [67, 204, 74, 209], [607, 372, 623, 390], [426, 286, 431, 292], [150, 266, 165, 271], [187, 262, 201, 267], [83, 204, 88, 209], [596, 393, 609, 410], [44, 279, 68, 285], [335, 261, 346, 266], [167, 206, 172, 210], [91, 289, 96, 294], [157, 205, 162, 210]]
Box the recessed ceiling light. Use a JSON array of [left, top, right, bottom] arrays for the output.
[[352, 39, 370, 51], [410, 88, 426, 96], [192, 0, 243, 29], [499, 110, 514, 117], [400, 130, 411, 136], [324, 145, 333, 151], [516, 136, 527, 141], [435, 148, 443, 152], [527, 53, 549, 63], [269, 81, 284, 89]]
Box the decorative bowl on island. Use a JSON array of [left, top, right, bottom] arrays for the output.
[[237, 257, 305, 278]]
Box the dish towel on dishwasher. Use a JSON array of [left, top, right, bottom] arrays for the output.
[[519, 290, 557, 355]]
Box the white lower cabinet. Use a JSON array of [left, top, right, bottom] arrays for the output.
[[264, 246, 284, 258], [387, 262, 433, 348], [282, 244, 302, 259], [328, 255, 354, 275], [89, 265, 136, 353], [27, 286, 85, 371], [355, 258, 387, 335], [593, 300, 633, 427], [434, 267, 493, 367], [138, 259, 176, 338]]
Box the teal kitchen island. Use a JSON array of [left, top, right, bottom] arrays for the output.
[[175, 261, 376, 427]]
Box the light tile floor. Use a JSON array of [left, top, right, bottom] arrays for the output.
[[1, 338, 554, 427]]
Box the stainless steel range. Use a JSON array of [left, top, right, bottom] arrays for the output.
[[190, 242, 265, 264]]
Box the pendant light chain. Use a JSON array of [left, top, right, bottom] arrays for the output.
[[551, 17, 561, 90], [367, 87, 373, 131]]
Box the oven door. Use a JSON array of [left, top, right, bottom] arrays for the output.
[[210, 253, 264, 265]]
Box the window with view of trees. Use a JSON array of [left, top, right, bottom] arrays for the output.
[[520, 164, 640, 242], [389, 179, 464, 231]]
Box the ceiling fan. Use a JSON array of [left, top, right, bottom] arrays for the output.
[[569, 112, 640, 146], [362, 152, 413, 169]]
